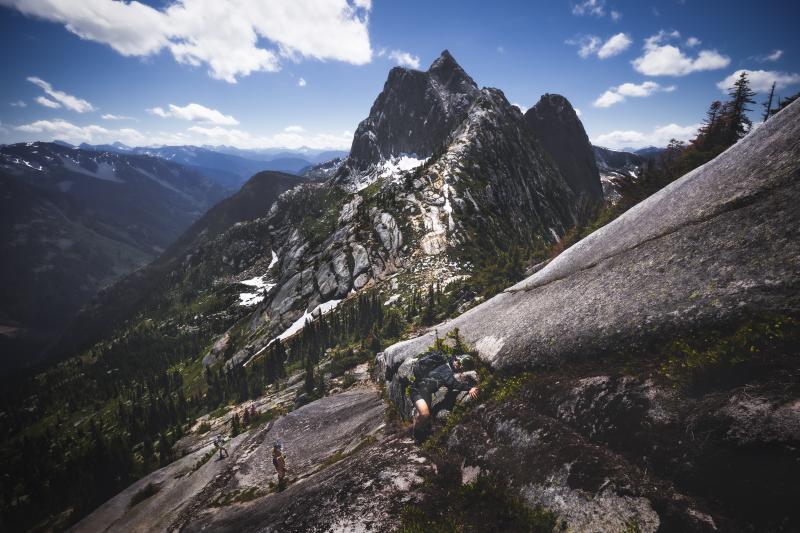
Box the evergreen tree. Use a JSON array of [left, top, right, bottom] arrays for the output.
[[422, 284, 436, 325], [776, 91, 800, 112], [304, 357, 315, 394], [697, 100, 723, 149], [722, 71, 756, 144], [158, 433, 172, 466], [382, 309, 404, 338], [762, 81, 776, 122]]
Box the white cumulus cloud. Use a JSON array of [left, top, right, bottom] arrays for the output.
[[592, 122, 701, 150], [35, 96, 62, 109], [297, 77, 307, 87], [10, 118, 353, 150], [566, 35, 601, 59], [186, 125, 353, 150], [284, 125, 304, 133], [569, 33, 630, 59], [717, 69, 800, 93], [685, 37, 701, 47], [3, 0, 373, 83], [388, 50, 420, 69], [594, 81, 675, 108], [632, 30, 730, 76], [759, 49, 783, 62], [572, 0, 605, 17], [147, 103, 239, 126], [10, 100, 27, 108], [101, 113, 134, 120], [598, 33, 632, 59], [27, 76, 95, 112]]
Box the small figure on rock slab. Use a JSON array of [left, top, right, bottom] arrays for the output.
[[272, 441, 287, 491], [213, 434, 229, 459]]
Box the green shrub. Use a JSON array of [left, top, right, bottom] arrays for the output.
[[399, 474, 557, 532]]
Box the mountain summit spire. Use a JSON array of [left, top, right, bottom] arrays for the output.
[[345, 50, 479, 169]]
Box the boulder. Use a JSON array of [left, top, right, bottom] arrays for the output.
[[339, 195, 363, 224], [374, 212, 402, 251], [315, 262, 338, 300], [350, 243, 370, 277], [331, 250, 352, 296]]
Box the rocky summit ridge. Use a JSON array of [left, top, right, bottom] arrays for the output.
[[51, 50, 599, 377], [229, 50, 597, 363]]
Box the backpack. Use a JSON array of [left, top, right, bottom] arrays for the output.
[[411, 351, 448, 382]]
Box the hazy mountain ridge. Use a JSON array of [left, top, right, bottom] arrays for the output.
[[0, 141, 228, 366], [78, 143, 332, 190]]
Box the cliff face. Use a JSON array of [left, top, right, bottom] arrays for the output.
[[525, 93, 603, 213], [347, 50, 480, 169]]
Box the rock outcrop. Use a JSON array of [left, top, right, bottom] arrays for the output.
[[380, 98, 800, 372], [229, 51, 582, 351], [525, 94, 603, 212]]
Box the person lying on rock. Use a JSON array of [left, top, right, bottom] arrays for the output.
[[409, 352, 478, 443], [272, 441, 287, 490], [213, 434, 229, 459]]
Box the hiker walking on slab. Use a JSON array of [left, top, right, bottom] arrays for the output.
[[213, 434, 229, 459], [409, 351, 478, 442], [272, 441, 287, 490]]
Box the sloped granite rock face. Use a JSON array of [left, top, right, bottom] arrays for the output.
[[441, 367, 800, 532], [348, 50, 481, 169], [72, 386, 432, 533], [380, 98, 800, 370], [525, 93, 603, 212]]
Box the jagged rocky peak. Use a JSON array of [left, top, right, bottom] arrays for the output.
[[347, 50, 480, 169], [525, 93, 603, 209]]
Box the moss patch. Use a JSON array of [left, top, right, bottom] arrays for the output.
[[128, 482, 160, 509], [211, 486, 265, 507], [399, 474, 557, 533]]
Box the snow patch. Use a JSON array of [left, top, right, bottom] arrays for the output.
[[379, 154, 427, 178], [238, 292, 265, 306], [238, 270, 276, 307], [277, 299, 342, 340], [442, 182, 455, 230], [268, 249, 279, 269]]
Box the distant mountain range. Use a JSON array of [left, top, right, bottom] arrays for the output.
[[0, 142, 229, 367], [75, 142, 348, 190]]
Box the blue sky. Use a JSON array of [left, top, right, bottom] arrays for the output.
[[1, 0, 798, 150]]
